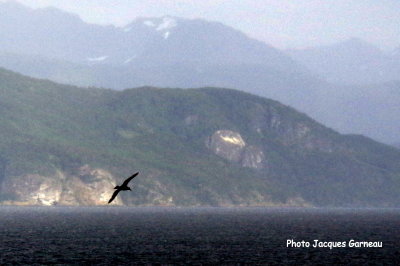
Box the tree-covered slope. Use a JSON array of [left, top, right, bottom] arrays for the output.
[[0, 68, 399, 207]]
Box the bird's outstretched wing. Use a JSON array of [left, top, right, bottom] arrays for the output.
[[122, 172, 139, 186], [108, 190, 121, 204]]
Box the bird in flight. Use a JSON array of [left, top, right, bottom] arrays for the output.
[[108, 172, 139, 204]]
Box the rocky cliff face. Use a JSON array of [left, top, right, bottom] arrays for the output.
[[1, 165, 122, 206], [242, 146, 265, 169], [206, 130, 265, 169], [205, 102, 342, 171], [250, 104, 336, 152], [4, 172, 63, 206]]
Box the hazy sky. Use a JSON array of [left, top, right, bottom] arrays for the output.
[[10, 0, 400, 50]]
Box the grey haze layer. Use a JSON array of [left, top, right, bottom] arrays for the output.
[[0, 2, 399, 144], [287, 38, 400, 86]]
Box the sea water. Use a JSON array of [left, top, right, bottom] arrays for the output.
[[0, 207, 398, 264]]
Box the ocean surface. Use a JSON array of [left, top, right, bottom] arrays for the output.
[[0, 207, 399, 264]]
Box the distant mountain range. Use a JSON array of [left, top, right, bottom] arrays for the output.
[[287, 38, 400, 85], [0, 68, 400, 207], [0, 2, 315, 87], [0, 1, 399, 145], [285, 39, 400, 145]]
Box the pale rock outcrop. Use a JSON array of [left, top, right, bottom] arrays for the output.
[[2, 165, 122, 206], [285, 196, 311, 207], [184, 114, 198, 126], [206, 130, 265, 169], [59, 165, 123, 206], [206, 130, 246, 163], [242, 146, 265, 169], [3, 171, 64, 206], [144, 180, 174, 206]]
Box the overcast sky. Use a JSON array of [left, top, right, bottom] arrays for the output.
[[10, 0, 400, 50]]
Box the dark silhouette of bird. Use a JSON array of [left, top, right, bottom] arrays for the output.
[[108, 172, 139, 204]]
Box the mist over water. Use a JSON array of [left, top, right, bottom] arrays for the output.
[[0, 207, 399, 264]]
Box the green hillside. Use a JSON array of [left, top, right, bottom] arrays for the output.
[[0, 68, 399, 207]]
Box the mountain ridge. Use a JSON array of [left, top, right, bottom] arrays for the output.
[[0, 1, 399, 145], [0, 67, 399, 207], [287, 38, 400, 85]]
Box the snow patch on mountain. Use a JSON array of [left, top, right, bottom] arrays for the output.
[[87, 56, 108, 62], [143, 20, 156, 27], [156, 17, 177, 31], [124, 55, 137, 64]]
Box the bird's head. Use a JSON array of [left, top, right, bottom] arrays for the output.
[[128, 187, 132, 191]]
